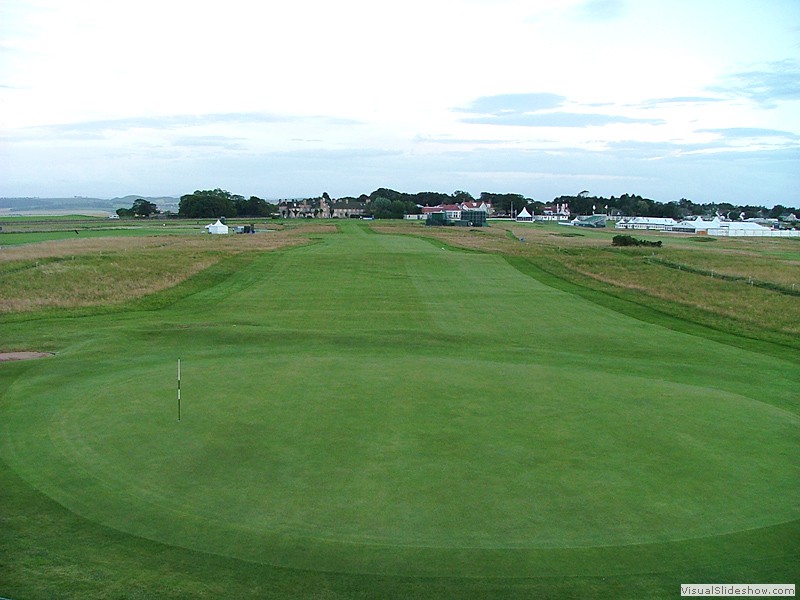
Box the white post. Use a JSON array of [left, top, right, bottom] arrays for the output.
[[177, 358, 181, 422]]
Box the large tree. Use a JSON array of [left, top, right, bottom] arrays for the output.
[[481, 192, 530, 215], [367, 197, 417, 219], [235, 196, 275, 217], [116, 198, 160, 217], [132, 198, 160, 217], [179, 189, 237, 218]]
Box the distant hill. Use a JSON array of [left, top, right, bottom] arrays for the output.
[[111, 196, 180, 212], [0, 196, 180, 215]]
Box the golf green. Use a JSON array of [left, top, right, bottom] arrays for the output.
[[2, 223, 798, 579]]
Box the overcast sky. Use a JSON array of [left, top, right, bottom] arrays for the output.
[[1, 0, 799, 205]]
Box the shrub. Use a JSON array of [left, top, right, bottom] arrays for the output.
[[612, 234, 662, 248]]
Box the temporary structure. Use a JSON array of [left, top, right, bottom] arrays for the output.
[[516, 207, 533, 222], [205, 219, 229, 234]]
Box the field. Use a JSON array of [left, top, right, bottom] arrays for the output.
[[1, 218, 798, 598]]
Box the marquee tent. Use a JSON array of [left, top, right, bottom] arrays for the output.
[[205, 219, 229, 234], [516, 207, 533, 222]]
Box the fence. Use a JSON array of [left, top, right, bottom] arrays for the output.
[[706, 228, 800, 237]]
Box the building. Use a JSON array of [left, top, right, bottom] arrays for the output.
[[612, 214, 800, 237], [422, 204, 462, 221], [706, 220, 799, 237], [616, 217, 678, 231], [669, 217, 721, 233], [536, 203, 571, 221], [425, 207, 488, 227], [460, 210, 487, 226], [571, 215, 607, 228], [278, 196, 368, 219], [460, 201, 493, 214], [279, 199, 319, 219], [327, 199, 368, 219]]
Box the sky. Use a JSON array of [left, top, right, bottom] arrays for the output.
[[1, 0, 799, 206]]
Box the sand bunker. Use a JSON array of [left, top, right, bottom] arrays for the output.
[[0, 351, 55, 362]]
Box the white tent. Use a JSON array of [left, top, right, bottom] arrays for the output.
[[205, 219, 229, 234], [516, 207, 533, 222], [616, 217, 677, 230], [669, 217, 721, 233]]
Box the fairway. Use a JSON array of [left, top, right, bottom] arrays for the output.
[[1, 223, 798, 592]]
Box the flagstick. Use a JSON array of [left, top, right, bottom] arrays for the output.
[[177, 358, 181, 422]]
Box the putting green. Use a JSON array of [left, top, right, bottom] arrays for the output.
[[2, 224, 798, 578]]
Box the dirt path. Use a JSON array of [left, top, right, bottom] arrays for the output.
[[0, 352, 54, 361]]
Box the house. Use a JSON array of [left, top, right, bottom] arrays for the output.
[[278, 199, 319, 218], [328, 199, 368, 219], [278, 196, 368, 218], [205, 219, 229, 234], [536, 203, 571, 221], [460, 201, 492, 214], [443, 204, 462, 220]]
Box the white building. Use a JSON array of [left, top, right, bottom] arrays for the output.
[[535, 202, 571, 222], [616, 217, 678, 231], [613, 215, 799, 237], [460, 201, 492, 214], [668, 217, 721, 233], [708, 220, 800, 237]]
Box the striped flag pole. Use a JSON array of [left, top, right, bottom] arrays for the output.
[[177, 358, 181, 422]]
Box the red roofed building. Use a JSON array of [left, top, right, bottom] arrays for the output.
[[422, 204, 462, 220]]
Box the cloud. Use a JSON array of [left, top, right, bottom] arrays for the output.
[[574, 0, 627, 21], [458, 93, 566, 114], [414, 135, 508, 146], [710, 60, 800, 106], [638, 96, 725, 109], [170, 136, 245, 149], [8, 111, 363, 142], [463, 112, 663, 128], [605, 130, 800, 161], [458, 92, 662, 128], [3, 137, 797, 205], [697, 127, 799, 140]]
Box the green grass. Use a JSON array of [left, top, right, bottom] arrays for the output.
[[1, 221, 798, 598], [0, 214, 101, 222], [482, 221, 800, 348], [0, 228, 194, 246]]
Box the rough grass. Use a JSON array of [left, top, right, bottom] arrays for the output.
[[0, 231, 305, 313]]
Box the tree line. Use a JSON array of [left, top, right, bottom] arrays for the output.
[[178, 189, 276, 218], [119, 187, 798, 221], [552, 193, 797, 220]]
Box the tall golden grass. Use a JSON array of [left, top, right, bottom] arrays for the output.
[[0, 231, 304, 313]]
